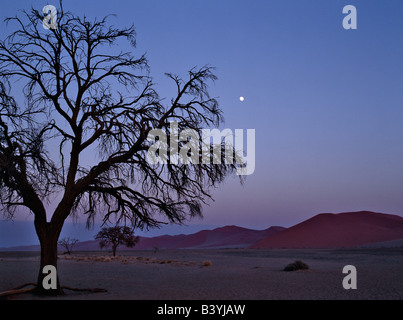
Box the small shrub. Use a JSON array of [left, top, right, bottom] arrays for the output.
[[284, 260, 309, 271], [201, 260, 212, 267]]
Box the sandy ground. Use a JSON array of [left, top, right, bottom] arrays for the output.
[[0, 248, 402, 300]]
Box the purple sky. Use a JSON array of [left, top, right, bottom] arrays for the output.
[[1, 0, 403, 234]]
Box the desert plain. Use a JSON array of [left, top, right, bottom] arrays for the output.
[[1, 247, 402, 300]]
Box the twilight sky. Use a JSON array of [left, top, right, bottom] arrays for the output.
[[1, 0, 403, 232]]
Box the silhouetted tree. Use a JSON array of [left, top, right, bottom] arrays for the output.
[[0, 1, 240, 295], [58, 237, 79, 255], [95, 226, 139, 256]]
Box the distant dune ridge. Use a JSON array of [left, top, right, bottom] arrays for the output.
[[133, 225, 285, 250], [1, 211, 403, 251], [250, 211, 403, 249]]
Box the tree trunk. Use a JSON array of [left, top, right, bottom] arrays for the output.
[[34, 221, 64, 295]]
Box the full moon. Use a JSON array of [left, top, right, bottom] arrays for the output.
[[239, 96, 244, 102]]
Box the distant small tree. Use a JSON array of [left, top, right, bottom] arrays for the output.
[[58, 237, 79, 255], [95, 226, 139, 256]]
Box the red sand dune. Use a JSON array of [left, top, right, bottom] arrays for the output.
[[2, 211, 402, 251], [134, 225, 285, 250], [250, 211, 403, 249]]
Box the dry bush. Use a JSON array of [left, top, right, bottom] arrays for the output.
[[201, 260, 212, 267], [284, 260, 309, 271]]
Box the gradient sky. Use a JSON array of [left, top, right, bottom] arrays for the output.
[[1, 0, 403, 232]]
